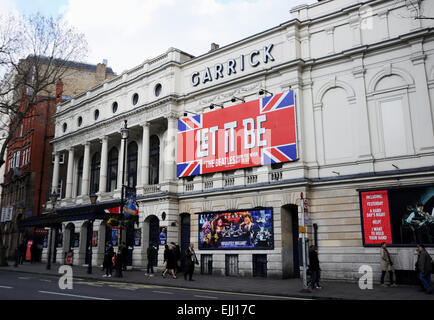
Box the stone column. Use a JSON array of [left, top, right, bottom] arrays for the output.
[[164, 114, 177, 181], [141, 122, 150, 186], [51, 152, 60, 195], [99, 136, 109, 193], [82, 142, 91, 196], [65, 148, 75, 199]]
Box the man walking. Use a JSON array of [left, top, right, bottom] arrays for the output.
[[416, 244, 433, 294], [184, 243, 198, 281], [146, 241, 157, 277]]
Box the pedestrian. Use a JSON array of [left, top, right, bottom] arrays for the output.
[[146, 241, 157, 277], [162, 243, 177, 279], [30, 241, 37, 264], [308, 245, 321, 291], [18, 242, 26, 265], [380, 242, 397, 287], [184, 243, 198, 281], [416, 244, 433, 294], [114, 248, 123, 278], [170, 242, 181, 275], [103, 242, 114, 278], [121, 242, 128, 271]]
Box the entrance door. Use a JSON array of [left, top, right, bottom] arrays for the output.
[[126, 226, 134, 266], [85, 223, 92, 265], [148, 216, 159, 266], [292, 207, 300, 278], [180, 213, 190, 271]]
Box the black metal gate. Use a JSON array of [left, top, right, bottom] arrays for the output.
[[252, 254, 267, 277], [201, 254, 213, 275], [180, 214, 190, 271], [225, 254, 239, 276], [149, 216, 159, 266]]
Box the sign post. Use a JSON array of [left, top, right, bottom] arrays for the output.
[[300, 192, 308, 291]]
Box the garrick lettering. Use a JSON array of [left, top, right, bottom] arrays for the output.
[[191, 44, 274, 87], [177, 304, 212, 318]]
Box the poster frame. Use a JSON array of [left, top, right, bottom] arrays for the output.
[[197, 207, 274, 251], [358, 183, 434, 248]]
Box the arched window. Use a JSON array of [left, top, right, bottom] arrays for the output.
[[149, 135, 160, 185], [107, 147, 118, 192], [127, 142, 138, 188], [90, 152, 101, 194], [76, 156, 83, 196]]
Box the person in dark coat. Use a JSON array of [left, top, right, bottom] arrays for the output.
[[308, 245, 321, 291], [162, 244, 177, 279], [146, 241, 157, 276], [114, 249, 123, 278], [171, 242, 181, 274], [18, 242, 26, 264], [416, 244, 433, 294], [103, 243, 114, 277], [120, 242, 128, 271], [184, 243, 198, 281]]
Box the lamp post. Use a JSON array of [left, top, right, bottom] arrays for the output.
[[87, 193, 98, 274], [47, 192, 57, 270], [119, 120, 129, 246]]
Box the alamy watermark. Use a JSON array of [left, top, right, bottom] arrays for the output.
[[358, 265, 373, 290], [58, 265, 73, 290]]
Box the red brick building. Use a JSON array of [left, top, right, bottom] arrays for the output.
[[0, 60, 116, 260]]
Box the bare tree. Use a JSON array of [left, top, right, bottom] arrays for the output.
[[0, 13, 88, 266]]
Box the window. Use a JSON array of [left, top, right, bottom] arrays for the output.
[[76, 156, 83, 196], [62, 123, 67, 133], [154, 83, 162, 97], [15, 151, 20, 168], [90, 152, 101, 194], [94, 109, 100, 120], [52, 154, 65, 164], [112, 102, 118, 113], [149, 135, 160, 185], [127, 142, 138, 188], [77, 116, 83, 127], [132, 93, 139, 106], [107, 147, 118, 192]]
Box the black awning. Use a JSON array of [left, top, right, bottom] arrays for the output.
[[18, 199, 125, 228]]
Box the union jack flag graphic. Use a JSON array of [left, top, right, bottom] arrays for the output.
[[177, 160, 202, 178], [178, 114, 202, 132], [262, 143, 297, 165], [260, 91, 294, 113]]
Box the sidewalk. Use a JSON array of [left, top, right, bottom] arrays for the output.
[[1, 262, 433, 300]]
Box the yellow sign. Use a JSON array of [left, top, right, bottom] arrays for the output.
[[299, 226, 307, 233]]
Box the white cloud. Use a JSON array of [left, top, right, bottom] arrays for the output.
[[63, 0, 313, 74]]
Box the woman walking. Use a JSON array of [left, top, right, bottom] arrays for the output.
[[380, 242, 396, 287], [162, 244, 177, 279]]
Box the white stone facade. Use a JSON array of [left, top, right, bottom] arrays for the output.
[[45, 0, 434, 281]]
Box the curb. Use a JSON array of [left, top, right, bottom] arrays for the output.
[[0, 267, 342, 300]]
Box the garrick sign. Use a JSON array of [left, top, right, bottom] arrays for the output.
[[190, 44, 275, 87]]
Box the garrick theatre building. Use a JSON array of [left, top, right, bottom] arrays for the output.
[[23, 0, 434, 281]]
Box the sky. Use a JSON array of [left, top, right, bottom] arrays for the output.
[[1, 0, 316, 74]]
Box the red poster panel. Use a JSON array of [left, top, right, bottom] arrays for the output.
[[177, 91, 297, 177], [26, 240, 33, 261], [361, 190, 393, 245]]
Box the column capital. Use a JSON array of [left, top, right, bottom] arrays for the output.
[[165, 112, 179, 121]]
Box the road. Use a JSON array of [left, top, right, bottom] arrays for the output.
[[0, 270, 306, 300]]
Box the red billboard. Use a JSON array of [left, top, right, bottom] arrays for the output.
[[361, 190, 393, 245], [177, 91, 297, 177]]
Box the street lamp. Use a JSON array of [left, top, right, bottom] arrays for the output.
[[47, 191, 57, 270], [87, 193, 98, 274], [119, 120, 129, 247]]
